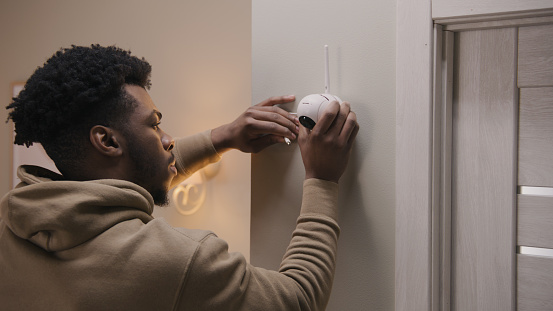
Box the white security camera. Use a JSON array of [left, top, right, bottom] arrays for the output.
[[297, 93, 342, 129]]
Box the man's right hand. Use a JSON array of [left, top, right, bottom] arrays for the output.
[[298, 101, 359, 183]]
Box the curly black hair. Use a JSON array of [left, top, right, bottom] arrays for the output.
[[6, 44, 152, 176]]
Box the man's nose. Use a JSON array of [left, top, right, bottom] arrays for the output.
[[161, 131, 174, 151]]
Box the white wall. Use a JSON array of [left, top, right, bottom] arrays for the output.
[[251, 0, 396, 309], [0, 0, 252, 259]]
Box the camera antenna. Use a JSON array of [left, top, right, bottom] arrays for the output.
[[324, 45, 330, 94]]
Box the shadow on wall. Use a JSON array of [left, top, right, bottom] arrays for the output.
[[250, 141, 305, 268], [327, 145, 376, 308]]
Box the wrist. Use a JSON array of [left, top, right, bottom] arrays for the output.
[[305, 172, 340, 184], [211, 125, 233, 154]]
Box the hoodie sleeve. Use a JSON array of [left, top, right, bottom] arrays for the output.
[[176, 178, 340, 311], [170, 130, 222, 188]]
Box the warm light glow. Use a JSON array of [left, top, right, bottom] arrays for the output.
[[171, 161, 222, 216], [172, 170, 206, 215]]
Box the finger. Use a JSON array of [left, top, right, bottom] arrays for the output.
[[252, 105, 299, 124], [348, 122, 360, 146], [298, 121, 310, 143], [246, 107, 299, 135], [312, 101, 340, 135], [329, 102, 351, 136], [256, 95, 296, 107], [339, 111, 359, 144], [247, 120, 297, 141]]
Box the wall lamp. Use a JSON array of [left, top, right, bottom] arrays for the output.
[[172, 162, 221, 215]]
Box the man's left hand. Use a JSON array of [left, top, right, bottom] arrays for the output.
[[211, 95, 299, 154]]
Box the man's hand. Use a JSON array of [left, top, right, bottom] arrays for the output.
[[298, 101, 359, 183], [211, 95, 299, 154]]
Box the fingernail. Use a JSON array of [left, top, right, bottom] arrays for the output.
[[286, 95, 295, 100]]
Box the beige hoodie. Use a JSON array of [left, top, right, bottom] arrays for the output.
[[0, 131, 340, 310]]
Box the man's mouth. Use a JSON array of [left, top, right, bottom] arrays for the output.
[[169, 154, 177, 175], [170, 164, 177, 175]]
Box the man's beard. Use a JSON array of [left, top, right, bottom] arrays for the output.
[[125, 136, 170, 206], [147, 184, 170, 206]]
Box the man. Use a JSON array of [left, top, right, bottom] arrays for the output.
[[0, 45, 358, 310]]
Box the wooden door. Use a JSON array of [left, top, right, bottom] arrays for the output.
[[449, 23, 553, 311], [516, 24, 553, 311]]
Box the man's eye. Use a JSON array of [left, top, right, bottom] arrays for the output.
[[153, 122, 161, 130]]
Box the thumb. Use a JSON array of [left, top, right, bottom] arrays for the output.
[[298, 124, 310, 144]]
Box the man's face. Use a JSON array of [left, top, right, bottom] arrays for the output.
[[120, 85, 177, 205]]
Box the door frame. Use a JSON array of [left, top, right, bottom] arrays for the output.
[[395, 0, 434, 310]]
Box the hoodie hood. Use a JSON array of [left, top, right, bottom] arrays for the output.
[[1, 165, 155, 252]]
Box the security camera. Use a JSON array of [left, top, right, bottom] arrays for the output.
[[297, 93, 342, 129], [296, 45, 345, 130]]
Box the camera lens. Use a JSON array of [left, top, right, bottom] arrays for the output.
[[299, 116, 316, 130]]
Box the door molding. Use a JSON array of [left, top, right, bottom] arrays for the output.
[[395, 0, 434, 310], [431, 25, 454, 311], [395, 18, 454, 311]]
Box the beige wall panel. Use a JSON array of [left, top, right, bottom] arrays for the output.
[[518, 254, 553, 311], [518, 195, 553, 249], [518, 87, 553, 187], [451, 28, 517, 311], [518, 24, 553, 88]]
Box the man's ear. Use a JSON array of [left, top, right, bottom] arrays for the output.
[[89, 125, 123, 157]]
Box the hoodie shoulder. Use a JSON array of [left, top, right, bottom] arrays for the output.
[[171, 226, 217, 243], [1, 166, 156, 252]]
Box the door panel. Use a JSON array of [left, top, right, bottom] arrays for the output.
[[516, 24, 553, 311], [518, 24, 553, 88], [517, 254, 553, 310], [518, 195, 553, 249], [518, 87, 553, 187], [451, 28, 518, 311]]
